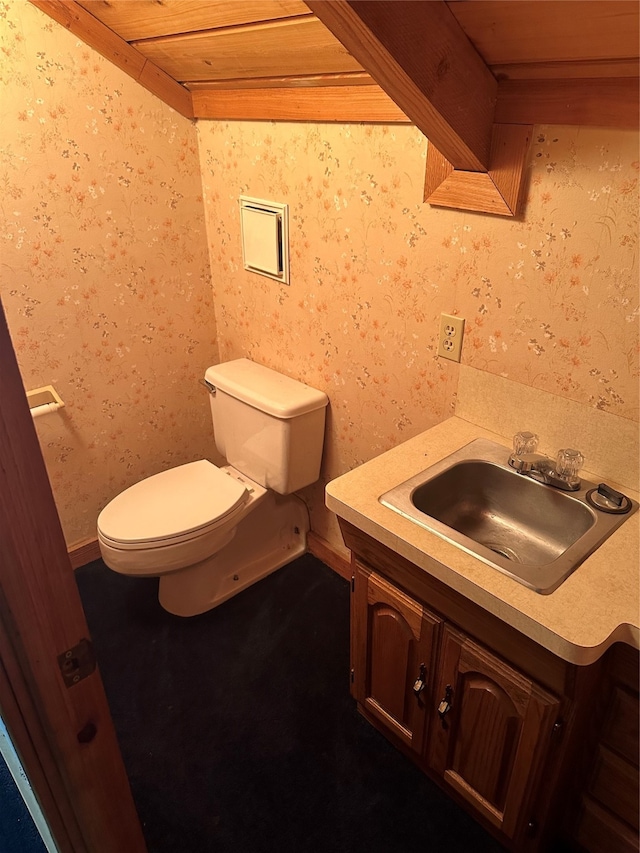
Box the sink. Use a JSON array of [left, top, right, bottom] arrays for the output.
[[411, 460, 595, 566], [380, 438, 637, 594]]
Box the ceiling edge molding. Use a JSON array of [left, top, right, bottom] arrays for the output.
[[192, 85, 409, 122], [496, 78, 639, 129]]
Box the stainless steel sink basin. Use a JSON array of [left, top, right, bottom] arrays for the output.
[[380, 438, 637, 594]]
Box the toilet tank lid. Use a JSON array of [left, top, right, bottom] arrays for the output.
[[205, 359, 328, 419]]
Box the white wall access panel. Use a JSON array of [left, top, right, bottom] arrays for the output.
[[239, 196, 289, 284]]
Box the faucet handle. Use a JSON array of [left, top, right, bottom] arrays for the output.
[[513, 431, 539, 456], [556, 448, 584, 486]]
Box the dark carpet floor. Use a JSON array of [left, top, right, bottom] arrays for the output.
[[75, 554, 508, 853], [0, 755, 47, 853]]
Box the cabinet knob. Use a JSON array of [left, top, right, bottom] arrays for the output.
[[438, 684, 453, 728], [412, 663, 427, 698]]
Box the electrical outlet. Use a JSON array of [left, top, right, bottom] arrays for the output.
[[437, 313, 465, 362]]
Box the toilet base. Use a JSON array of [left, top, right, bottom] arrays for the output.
[[157, 491, 309, 617]]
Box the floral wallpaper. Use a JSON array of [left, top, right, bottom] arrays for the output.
[[197, 121, 639, 546], [0, 1, 217, 547], [1, 1, 638, 557]]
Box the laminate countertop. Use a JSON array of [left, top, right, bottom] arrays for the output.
[[325, 416, 639, 665]]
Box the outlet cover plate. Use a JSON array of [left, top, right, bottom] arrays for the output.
[[438, 313, 465, 362]]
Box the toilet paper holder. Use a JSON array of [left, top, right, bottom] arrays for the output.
[[27, 385, 65, 419]]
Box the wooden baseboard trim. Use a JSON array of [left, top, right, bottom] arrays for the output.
[[68, 538, 101, 570], [308, 531, 351, 581]]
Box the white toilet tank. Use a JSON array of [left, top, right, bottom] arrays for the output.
[[205, 359, 328, 494]]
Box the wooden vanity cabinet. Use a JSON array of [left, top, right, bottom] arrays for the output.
[[574, 643, 640, 853], [429, 625, 562, 841], [341, 520, 606, 852], [351, 565, 440, 756]]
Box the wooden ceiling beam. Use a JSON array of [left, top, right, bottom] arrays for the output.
[[424, 125, 532, 217], [306, 0, 497, 172]]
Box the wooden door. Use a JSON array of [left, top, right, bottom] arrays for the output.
[[0, 299, 147, 853], [352, 562, 440, 755], [428, 625, 560, 840]]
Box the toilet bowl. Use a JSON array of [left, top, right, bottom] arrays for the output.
[[97, 358, 328, 616], [97, 461, 266, 576]]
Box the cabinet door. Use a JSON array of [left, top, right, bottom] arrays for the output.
[[428, 625, 560, 839], [352, 563, 440, 755]]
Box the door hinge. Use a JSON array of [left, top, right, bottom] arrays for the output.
[[57, 638, 96, 688], [351, 574, 355, 593], [350, 668, 355, 684]]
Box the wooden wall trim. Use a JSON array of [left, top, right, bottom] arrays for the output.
[[308, 531, 351, 581], [425, 124, 532, 217], [28, 0, 194, 119], [307, 0, 497, 171], [496, 78, 639, 129], [68, 538, 101, 570], [192, 84, 409, 122]]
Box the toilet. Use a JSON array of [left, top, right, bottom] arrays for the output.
[[97, 358, 328, 616]]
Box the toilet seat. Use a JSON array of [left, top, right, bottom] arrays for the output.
[[97, 460, 250, 551]]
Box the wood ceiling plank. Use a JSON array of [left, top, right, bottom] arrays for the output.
[[132, 16, 362, 82], [307, 0, 497, 172], [29, 0, 193, 118], [496, 78, 640, 129], [491, 59, 640, 81], [448, 1, 640, 65], [192, 85, 409, 122], [77, 0, 310, 41], [186, 71, 374, 90]]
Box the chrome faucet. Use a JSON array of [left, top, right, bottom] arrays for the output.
[[508, 432, 584, 492]]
